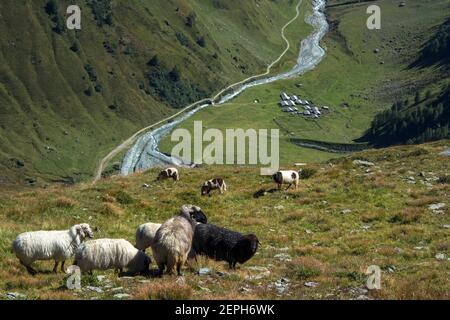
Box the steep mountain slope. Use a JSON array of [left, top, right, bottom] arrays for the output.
[[159, 0, 450, 164], [361, 85, 450, 147], [0, 0, 299, 186], [360, 16, 450, 147], [0, 140, 448, 299]]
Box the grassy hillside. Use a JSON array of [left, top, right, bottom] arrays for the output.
[[0, 0, 303, 186], [159, 0, 450, 165], [0, 140, 449, 300]]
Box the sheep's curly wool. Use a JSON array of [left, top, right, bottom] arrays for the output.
[[152, 205, 204, 276], [135, 222, 162, 251], [192, 224, 259, 268], [12, 223, 93, 274], [75, 238, 150, 274]]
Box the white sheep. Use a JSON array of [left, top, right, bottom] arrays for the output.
[[74, 238, 151, 275], [157, 167, 179, 181], [201, 178, 227, 196], [12, 223, 94, 275], [135, 222, 162, 252], [152, 205, 204, 276], [272, 170, 300, 190]]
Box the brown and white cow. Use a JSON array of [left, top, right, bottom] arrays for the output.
[[157, 167, 179, 181], [201, 178, 227, 196], [272, 170, 300, 190]]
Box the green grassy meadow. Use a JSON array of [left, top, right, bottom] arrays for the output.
[[0, 140, 448, 300]]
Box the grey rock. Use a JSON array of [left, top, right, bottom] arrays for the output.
[[96, 275, 106, 282], [341, 209, 352, 214], [113, 293, 131, 299], [274, 253, 292, 262], [353, 160, 375, 167], [435, 253, 446, 261], [240, 287, 253, 293], [198, 268, 211, 276], [85, 286, 103, 293], [247, 266, 269, 272], [6, 292, 27, 299], [274, 278, 290, 294], [304, 281, 319, 288], [429, 203, 445, 211]]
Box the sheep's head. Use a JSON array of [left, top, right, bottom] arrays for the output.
[[232, 234, 260, 264], [180, 204, 207, 224], [191, 207, 207, 224], [272, 172, 282, 184], [136, 253, 151, 275], [201, 184, 210, 196], [156, 171, 165, 181], [75, 223, 94, 240]]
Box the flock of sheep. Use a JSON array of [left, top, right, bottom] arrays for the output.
[[11, 167, 301, 280]]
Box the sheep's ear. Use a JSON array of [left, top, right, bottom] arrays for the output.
[[76, 225, 85, 238]]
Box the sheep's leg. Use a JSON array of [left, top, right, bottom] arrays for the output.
[[26, 265, 38, 275], [52, 261, 59, 273], [278, 184, 282, 191], [232, 261, 237, 269], [157, 263, 164, 277], [61, 261, 66, 273], [166, 264, 175, 275], [176, 262, 182, 276], [20, 260, 37, 275], [286, 183, 292, 191]]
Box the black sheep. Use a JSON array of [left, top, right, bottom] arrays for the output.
[[192, 224, 259, 268]]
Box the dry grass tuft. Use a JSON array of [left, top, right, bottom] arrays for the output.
[[133, 280, 193, 300], [388, 207, 424, 224], [99, 203, 125, 216], [54, 197, 77, 208], [285, 257, 327, 280]]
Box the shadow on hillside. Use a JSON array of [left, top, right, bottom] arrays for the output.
[[253, 188, 279, 199]]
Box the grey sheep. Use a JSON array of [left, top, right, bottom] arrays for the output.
[[152, 205, 205, 276]]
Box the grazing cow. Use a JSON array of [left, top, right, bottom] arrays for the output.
[[201, 178, 227, 196], [157, 167, 179, 181], [272, 170, 300, 190]]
